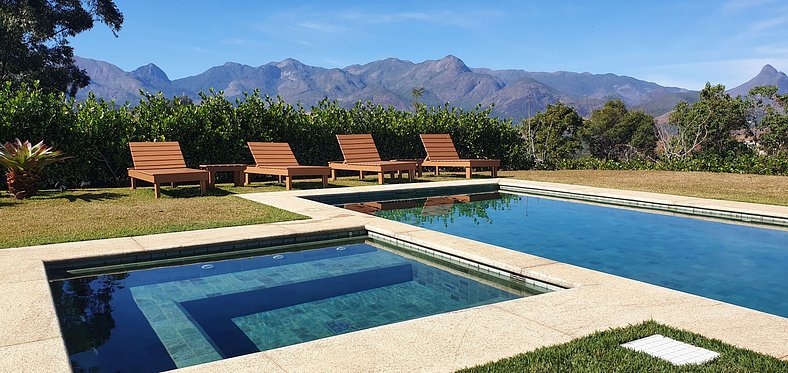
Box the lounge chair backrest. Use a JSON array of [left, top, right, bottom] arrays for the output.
[[336, 134, 381, 163], [247, 142, 300, 166], [420, 134, 460, 160], [129, 142, 187, 170]]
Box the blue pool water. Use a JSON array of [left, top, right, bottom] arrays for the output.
[[49, 241, 529, 372], [374, 192, 788, 318]]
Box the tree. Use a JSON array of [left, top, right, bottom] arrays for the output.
[[521, 102, 583, 167], [0, 0, 124, 96], [411, 86, 425, 110], [661, 83, 748, 160], [747, 85, 788, 156], [579, 99, 657, 160]]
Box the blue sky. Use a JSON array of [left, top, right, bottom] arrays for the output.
[[72, 0, 788, 90]]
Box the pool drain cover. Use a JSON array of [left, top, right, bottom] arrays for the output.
[[327, 320, 354, 334], [621, 334, 719, 365]]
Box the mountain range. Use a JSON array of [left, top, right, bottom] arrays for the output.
[[74, 56, 788, 120]]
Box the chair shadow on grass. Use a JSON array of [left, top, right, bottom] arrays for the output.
[[159, 186, 233, 198], [44, 191, 125, 203], [152, 171, 501, 198]]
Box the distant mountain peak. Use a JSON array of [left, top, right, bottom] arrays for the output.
[[760, 64, 778, 74], [131, 63, 169, 82], [728, 64, 788, 96], [278, 58, 304, 67], [431, 55, 470, 73]]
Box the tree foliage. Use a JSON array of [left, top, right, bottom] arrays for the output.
[[580, 100, 657, 160], [520, 102, 582, 168], [747, 85, 788, 156], [665, 83, 748, 159], [0, 0, 124, 96]]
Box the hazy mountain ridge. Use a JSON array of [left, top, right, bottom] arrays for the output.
[[74, 55, 788, 120]]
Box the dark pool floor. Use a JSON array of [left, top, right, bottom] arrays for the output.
[[50, 243, 523, 372]]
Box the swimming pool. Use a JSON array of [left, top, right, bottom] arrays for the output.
[[358, 192, 788, 318], [48, 238, 542, 372]]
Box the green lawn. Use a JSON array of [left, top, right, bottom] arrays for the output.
[[0, 173, 468, 249], [504, 170, 788, 206], [459, 321, 788, 373]]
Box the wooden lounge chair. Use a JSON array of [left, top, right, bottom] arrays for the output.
[[244, 142, 331, 190], [420, 134, 500, 179], [128, 142, 209, 198], [329, 134, 417, 185]]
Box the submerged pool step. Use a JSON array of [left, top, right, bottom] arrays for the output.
[[181, 264, 413, 358]]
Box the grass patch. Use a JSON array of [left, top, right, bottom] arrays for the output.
[[0, 184, 307, 249], [460, 321, 788, 373], [504, 170, 788, 206], [0, 173, 472, 249]]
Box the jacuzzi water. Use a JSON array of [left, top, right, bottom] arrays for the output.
[[49, 239, 539, 372], [360, 191, 788, 318]]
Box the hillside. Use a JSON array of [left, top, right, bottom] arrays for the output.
[[74, 56, 785, 120]]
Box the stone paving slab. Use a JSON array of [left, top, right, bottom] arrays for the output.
[[0, 279, 63, 348], [0, 338, 71, 373], [622, 334, 719, 365], [260, 303, 572, 373]]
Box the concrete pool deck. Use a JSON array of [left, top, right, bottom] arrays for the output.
[[0, 178, 786, 372]]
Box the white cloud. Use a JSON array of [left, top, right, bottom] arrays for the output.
[[721, 0, 776, 14], [338, 9, 502, 30], [746, 13, 788, 34], [296, 22, 352, 34]]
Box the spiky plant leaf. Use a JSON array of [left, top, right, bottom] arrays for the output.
[[0, 139, 70, 174]]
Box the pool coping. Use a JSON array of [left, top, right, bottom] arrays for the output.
[[0, 178, 786, 372]]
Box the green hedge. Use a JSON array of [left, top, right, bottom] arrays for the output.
[[0, 85, 527, 186], [1, 83, 786, 188]]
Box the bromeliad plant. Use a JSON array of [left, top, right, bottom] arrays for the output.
[[0, 139, 70, 199]]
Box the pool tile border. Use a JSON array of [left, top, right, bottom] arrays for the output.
[[0, 178, 786, 372]]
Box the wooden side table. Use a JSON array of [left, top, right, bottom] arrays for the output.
[[199, 164, 248, 187], [391, 159, 423, 177]]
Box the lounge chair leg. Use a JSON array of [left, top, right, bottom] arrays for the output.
[[154, 183, 161, 198], [234, 171, 244, 186], [359, 171, 364, 180], [331, 169, 337, 180], [208, 172, 215, 187], [285, 176, 293, 190], [130, 178, 136, 190], [200, 180, 207, 196], [278, 175, 283, 183], [322, 175, 328, 188], [434, 167, 439, 176], [466, 167, 472, 179], [377, 172, 384, 185]]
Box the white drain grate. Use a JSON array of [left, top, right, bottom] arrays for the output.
[[621, 334, 720, 365]]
